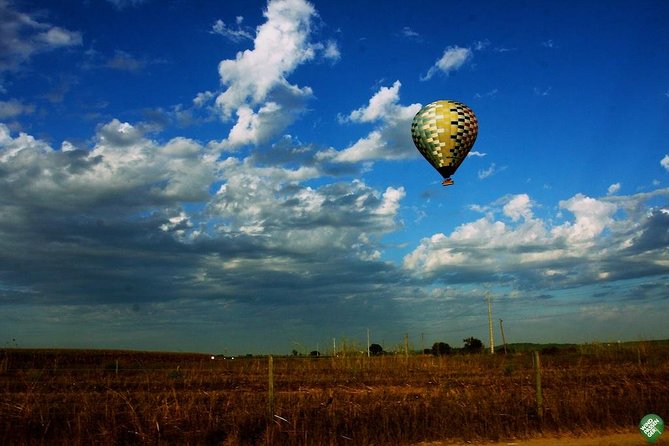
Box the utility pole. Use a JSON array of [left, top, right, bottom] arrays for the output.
[[499, 319, 508, 354], [367, 328, 370, 357], [404, 333, 409, 359], [487, 292, 494, 354]]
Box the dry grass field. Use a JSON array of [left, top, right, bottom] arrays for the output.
[[1, 343, 667, 445]]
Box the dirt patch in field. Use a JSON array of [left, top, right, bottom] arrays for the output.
[[414, 432, 667, 445]]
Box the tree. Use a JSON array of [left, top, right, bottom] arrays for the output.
[[369, 343, 384, 356], [431, 342, 452, 356], [463, 337, 484, 353]]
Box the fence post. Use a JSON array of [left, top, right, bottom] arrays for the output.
[[533, 351, 543, 425], [499, 319, 508, 355], [268, 355, 275, 420], [266, 355, 276, 445]]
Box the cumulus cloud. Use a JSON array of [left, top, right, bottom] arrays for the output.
[[0, 122, 407, 308], [421, 46, 472, 81], [211, 0, 338, 149], [210, 162, 404, 258], [215, 0, 316, 119], [503, 194, 533, 222], [317, 81, 421, 163], [226, 102, 294, 147], [0, 121, 215, 213], [553, 194, 617, 245], [346, 81, 406, 123], [403, 190, 669, 291], [0, 1, 82, 72], [1, 115, 667, 349], [193, 91, 215, 108], [661, 154, 669, 171], [319, 39, 341, 62]]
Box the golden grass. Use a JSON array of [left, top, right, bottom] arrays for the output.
[[0, 345, 667, 445]]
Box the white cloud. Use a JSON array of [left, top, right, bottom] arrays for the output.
[[475, 89, 498, 99], [210, 160, 403, 258], [226, 98, 310, 147], [474, 40, 490, 50], [534, 86, 552, 96], [346, 81, 403, 123], [0, 121, 216, 211], [553, 193, 617, 245], [317, 81, 421, 163], [193, 91, 215, 107], [0, 120, 412, 313], [0, 2, 82, 72], [401, 27, 421, 40], [607, 183, 621, 195], [403, 190, 669, 292], [661, 154, 669, 171], [0, 123, 52, 161], [211, 0, 340, 149], [375, 186, 406, 216], [421, 46, 472, 81], [211, 18, 254, 42], [214, 0, 317, 119], [38, 27, 82, 47], [97, 119, 144, 147], [104, 0, 147, 9], [503, 194, 533, 222], [0, 99, 35, 119], [104, 50, 147, 72], [321, 40, 341, 62], [494, 47, 517, 53], [478, 163, 497, 179]]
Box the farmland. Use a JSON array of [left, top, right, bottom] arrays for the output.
[[1, 343, 668, 445]]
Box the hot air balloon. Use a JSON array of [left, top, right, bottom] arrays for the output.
[[410, 100, 478, 186]]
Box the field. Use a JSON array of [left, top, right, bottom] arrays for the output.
[[1, 343, 668, 445]]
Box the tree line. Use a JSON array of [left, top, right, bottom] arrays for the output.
[[367, 337, 485, 357]]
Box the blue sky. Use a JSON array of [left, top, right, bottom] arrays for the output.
[[1, 0, 668, 354]]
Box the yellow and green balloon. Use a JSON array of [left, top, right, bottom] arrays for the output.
[[411, 100, 478, 183]]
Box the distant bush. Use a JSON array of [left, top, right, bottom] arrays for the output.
[[369, 343, 384, 356], [463, 337, 484, 354], [431, 342, 452, 356]]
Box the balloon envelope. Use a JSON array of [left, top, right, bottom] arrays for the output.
[[410, 100, 478, 179]]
